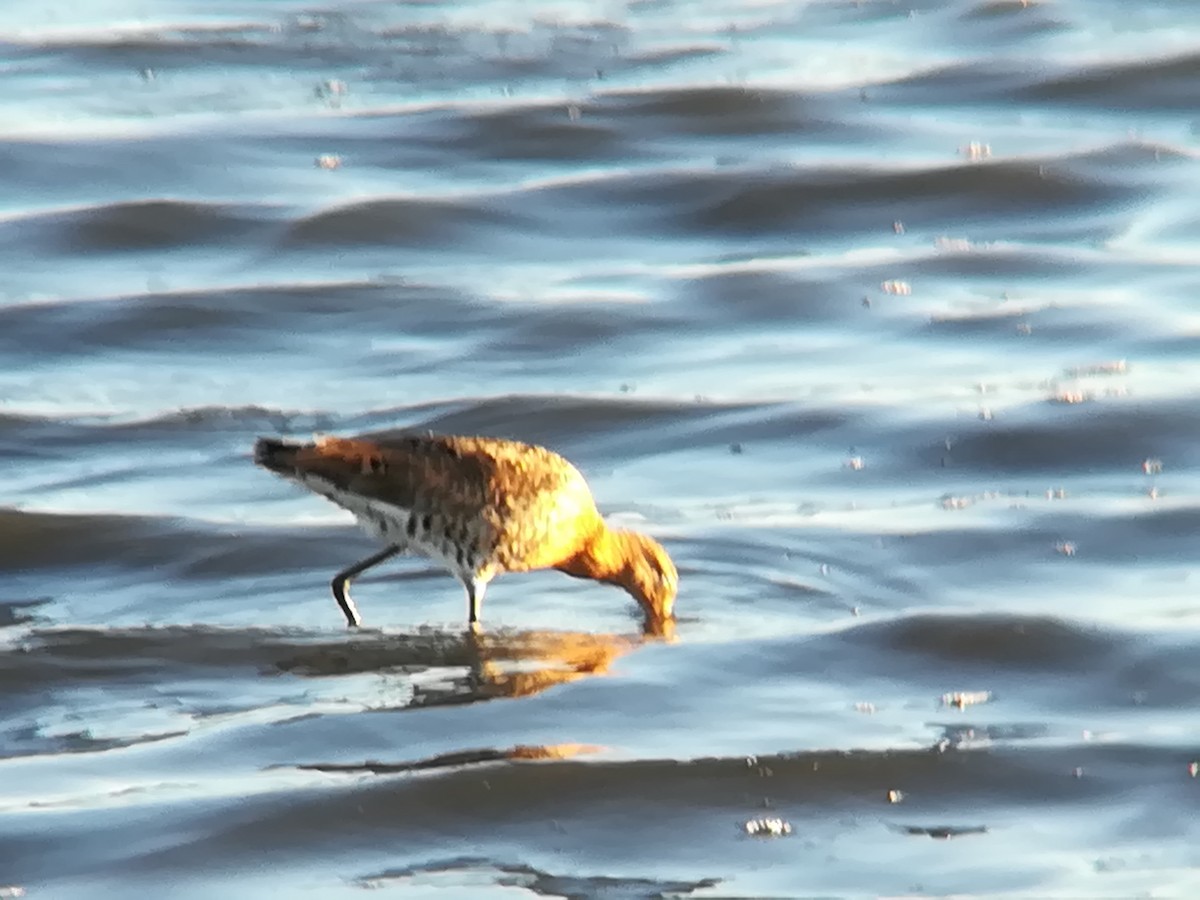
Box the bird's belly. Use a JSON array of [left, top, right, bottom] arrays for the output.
[[352, 506, 407, 545], [303, 475, 484, 579]]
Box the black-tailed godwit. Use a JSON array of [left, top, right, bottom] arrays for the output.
[[254, 434, 677, 630]]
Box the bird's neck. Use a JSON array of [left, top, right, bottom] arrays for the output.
[[556, 526, 633, 587]]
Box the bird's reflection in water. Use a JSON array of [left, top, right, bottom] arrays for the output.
[[280, 618, 674, 776], [276, 616, 674, 709], [295, 740, 604, 774]]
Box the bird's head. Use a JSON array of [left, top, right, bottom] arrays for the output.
[[613, 530, 678, 626]]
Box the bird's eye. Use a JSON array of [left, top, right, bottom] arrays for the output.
[[364, 455, 387, 475]]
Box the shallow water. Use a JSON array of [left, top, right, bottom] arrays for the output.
[[3, 1, 1200, 897]]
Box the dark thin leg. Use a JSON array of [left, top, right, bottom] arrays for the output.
[[331, 546, 401, 628], [465, 580, 486, 629]]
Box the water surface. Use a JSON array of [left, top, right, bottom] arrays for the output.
[[3, 1, 1200, 897]]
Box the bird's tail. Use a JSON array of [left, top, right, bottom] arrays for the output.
[[253, 437, 305, 475]]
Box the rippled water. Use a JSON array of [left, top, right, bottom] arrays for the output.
[[3, 1, 1200, 897]]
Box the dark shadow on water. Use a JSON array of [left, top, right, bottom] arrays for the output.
[[891, 824, 989, 840], [357, 855, 721, 897], [0, 597, 52, 628]]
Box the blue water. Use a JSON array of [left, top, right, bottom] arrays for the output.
[[3, 1, 1200, 897]]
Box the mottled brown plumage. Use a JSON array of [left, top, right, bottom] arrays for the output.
[[254, 433, 677, 630]]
